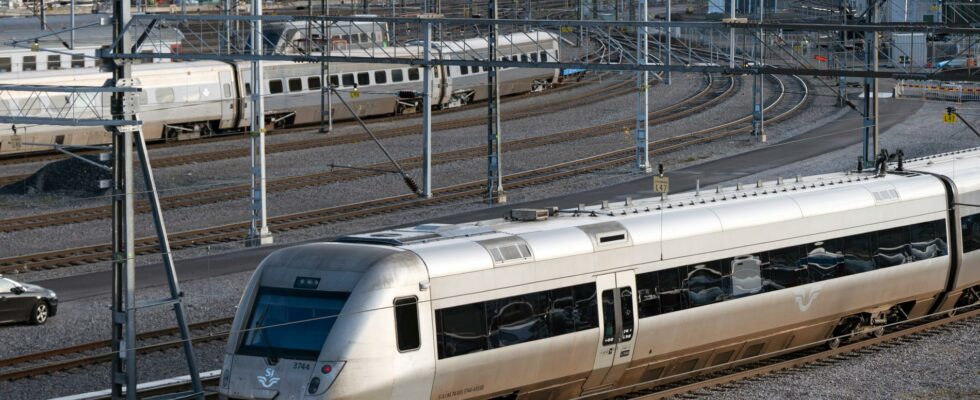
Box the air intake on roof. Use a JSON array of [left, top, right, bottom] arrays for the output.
[[488, 243, 532, 263]]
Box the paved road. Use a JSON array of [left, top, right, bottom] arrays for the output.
[[39, 99, 923, 301]]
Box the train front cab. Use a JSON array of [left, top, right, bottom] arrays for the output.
[[218, 243, 435, 400]]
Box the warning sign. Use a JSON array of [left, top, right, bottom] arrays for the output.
[[944, 112, 957, 124], [653, 176, 669, 193]]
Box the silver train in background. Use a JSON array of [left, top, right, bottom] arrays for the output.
[[218, 149, 980, 399], [0, 31, 560, 156]]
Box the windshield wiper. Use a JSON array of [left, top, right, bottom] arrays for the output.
[[254, 304, 280, 365]]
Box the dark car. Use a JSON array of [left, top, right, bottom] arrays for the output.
[[0, 276, 57, 325]]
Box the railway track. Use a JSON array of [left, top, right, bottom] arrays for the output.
[[0, 74, 630, 174], [0, 317, 232, 382], [0, 32, 613, 169], [0, 74, 805, 273], [0, 74, 726, 235], [33, 297, 980, 399], [607, 305, 980, 400]]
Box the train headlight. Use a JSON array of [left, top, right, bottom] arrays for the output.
[[308, 361, 345, 396]]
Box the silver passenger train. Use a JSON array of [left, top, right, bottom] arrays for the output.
[[219, 149, 980, 399], [0, 31, 560, 156]]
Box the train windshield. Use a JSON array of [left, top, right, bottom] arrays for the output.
[[239, 287, 349, 360]]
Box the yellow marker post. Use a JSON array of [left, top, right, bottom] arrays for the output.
[[944, 112, 957, 124]]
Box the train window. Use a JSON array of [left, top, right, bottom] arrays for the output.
[[23, 56, 36, 71], [530, 52, 539, 62], [685, 261, 727, 307], [269, 80, 284, 94], [521, 54, 529, 62], [360, 33, 369, 43], [636, 271, 660, 318], [357, 72, 370, 86], [244, 82, 251, 95], [840, 233, 874, 276], [657, 267, 687, 313], [239, 288, 350, 361], [71, 54, 85, 68], [728, 255, 764, 298], [540, 51, 548, 61], [329, 75, 339, 88], [600, 290, 616, 345], [909, 220, 948, 261], [460, 65, 469, 75], [805, 239, 843, 283], [342, 73, 355, 87], [487, 292, 549, 348], [0, 57, 10, 72], [223, 83, 232, 98], [548, 287, 576, 335], [619, 287, 634, 341], [288, 78, 303, 92], [308, 76, 321, 90], [962, 213, 980, 253], [47, 55, 61, 70], [572, 283, 599, 331], [374, 70, 387, 84], [392, 69, 404, 82], [155, 88, 175, 103], [394, 297, 421, 352], [765, 245, 807, 289], [408, 67, 420, 81], [875, 226, 909, 269], [436, 303, 488, 359]]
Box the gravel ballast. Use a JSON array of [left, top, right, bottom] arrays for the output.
[[12, 81, 971, 400]]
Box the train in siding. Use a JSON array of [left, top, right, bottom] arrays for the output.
[[218, 149, 980, 400], [0, 31, 560, 156]]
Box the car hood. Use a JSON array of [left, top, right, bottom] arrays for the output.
[[21, 283, 51, 294]]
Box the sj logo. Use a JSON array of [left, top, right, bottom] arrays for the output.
[[257, 367, 281, 388], [794, 284, 822, 312]]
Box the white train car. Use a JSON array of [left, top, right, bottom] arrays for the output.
[[0, 31, 560, 156], [218, 150, 980, 399]]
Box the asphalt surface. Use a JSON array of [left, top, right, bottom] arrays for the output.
[[37, 99, 923, 302]]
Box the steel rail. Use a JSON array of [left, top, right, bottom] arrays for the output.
[[0, 75, 722, 234]]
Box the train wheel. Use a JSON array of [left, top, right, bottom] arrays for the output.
[[825, 337, 841, 350], [871, 326, 885, 338]]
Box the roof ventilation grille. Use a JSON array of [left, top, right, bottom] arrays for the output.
[[872, 188, 900, 203], [488, 243, 532, 264]]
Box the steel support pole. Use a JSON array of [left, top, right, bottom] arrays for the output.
[[70, 0, 75, 49], [134, 130, 203, 399], [729, 0, 736, 68], [321, 0, 333, 133], [109, 0, 136, 397], [487, 0, 505, 204], [862, 0, 879, 167], [422, 20, 432, 198], [666, 0, 671, 84], [40, 0, 46, 29], [636, 0, 650, 172], [247, 0, 272, 246]]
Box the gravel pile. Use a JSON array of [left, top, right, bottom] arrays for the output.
[[0, 155, 110, 196]]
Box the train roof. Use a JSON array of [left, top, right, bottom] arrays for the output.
[[437, 31, 558, 54], [340, 148, 980, 278]]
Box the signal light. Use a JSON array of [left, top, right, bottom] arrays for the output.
[[321, 364, 332, 374]]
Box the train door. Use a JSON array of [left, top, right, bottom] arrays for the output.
[[218, 71, 236, 129], [582, 271, 637, 392]]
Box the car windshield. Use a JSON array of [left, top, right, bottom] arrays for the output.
[[239, 287, 349, 360]]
